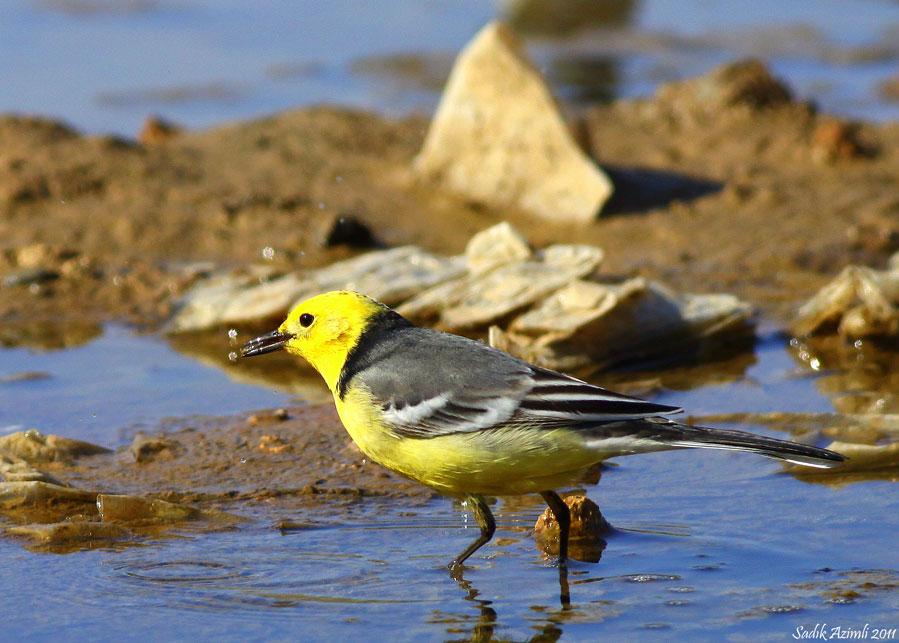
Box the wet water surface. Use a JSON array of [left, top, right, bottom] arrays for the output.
[[2, 0, 898, 136], [0, 326, 291, 445], [0, 330, 896, 640]]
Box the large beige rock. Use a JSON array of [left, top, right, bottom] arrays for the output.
[[414, 22, 613, 222]]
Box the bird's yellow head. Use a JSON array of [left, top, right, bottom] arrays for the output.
[[240, 290, 391, 391]]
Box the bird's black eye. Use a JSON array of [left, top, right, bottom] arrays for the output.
[[299, 313, 314, 327]]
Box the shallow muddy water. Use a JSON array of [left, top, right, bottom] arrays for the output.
[[0, 326, 290, 445], [1, 329, 896, 640]]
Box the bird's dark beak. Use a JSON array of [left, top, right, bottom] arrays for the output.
[[240, 330, 294, 358]]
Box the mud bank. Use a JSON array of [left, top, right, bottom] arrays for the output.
[[1, 61, 898, 338]]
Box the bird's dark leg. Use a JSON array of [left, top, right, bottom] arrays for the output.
[[449, 494, 496, 571], [539, 490, 570, 565]]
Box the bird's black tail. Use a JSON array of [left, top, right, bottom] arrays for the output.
[[663, 421, 846, 469]]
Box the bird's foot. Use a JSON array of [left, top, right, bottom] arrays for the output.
[[447, 560, 465, 580]]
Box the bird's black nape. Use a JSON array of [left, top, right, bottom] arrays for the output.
[[336, 308, 413, 399]]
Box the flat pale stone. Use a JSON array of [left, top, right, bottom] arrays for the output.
[[6, 521, 132, 543], [307, 245, 466, 306], [165, 271, 307, 333], [399, 231, 604, 324], [414, 21, 613, 222], [440, 258, 599, 330], [396, 278, 470, 322], [791, 265, 899, 338], [0, 430, 110, 464], [510, 279, 645, 338], [97, 494, 245, 524], [0, 451, 70, 486], [166, 247, 465, 332], [680, 292, 756, 336], [537, 244, 604, 276], [97, 494, 201, 522], [465, 222, 532, 276], [0, 481, 97, 509], [505, 279, 754, 370]]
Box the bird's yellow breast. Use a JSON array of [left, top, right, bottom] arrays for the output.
[[334, 385, 603, 497]]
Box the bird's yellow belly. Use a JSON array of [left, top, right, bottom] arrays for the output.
[[334, 389, 603, 497]]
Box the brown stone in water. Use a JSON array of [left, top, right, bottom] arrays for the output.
[[97, 494, 202, 523], [0, 430, 111, 464], [0, 481, 98, 509], [130, 433, 184, 463], [247, 408, 290, 425], [258, 434, 293, 454], [534, 494, 611, 562], [6, 520, 132, 544]]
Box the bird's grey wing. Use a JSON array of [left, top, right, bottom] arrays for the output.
[[352, 328, 534, 438], [350, 328, 681, 439]]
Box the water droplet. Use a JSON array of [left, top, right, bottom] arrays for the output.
[[262, 246, 275, 260], [854, 339, 863, 349], [228, 351, 238, 362], [240, 457, 247, 464], [809, 357, 821, 371], [227, 328, 238, 340]]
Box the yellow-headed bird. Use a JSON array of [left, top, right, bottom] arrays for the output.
[[241, 290, 844, 569]]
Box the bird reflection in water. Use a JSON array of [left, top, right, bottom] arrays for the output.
[[449, 566, 572, 643]]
